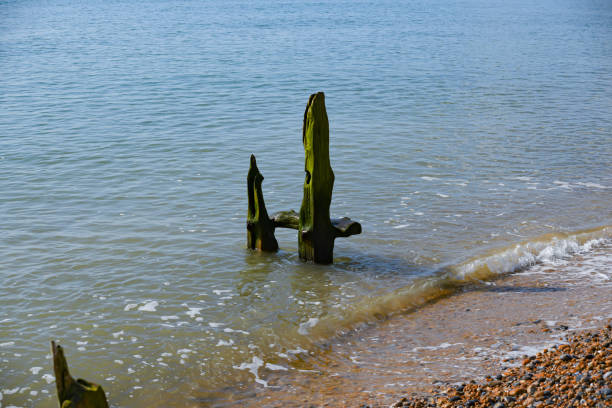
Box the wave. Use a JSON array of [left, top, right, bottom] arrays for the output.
[[302, 225, 612, 341], [453, 225, 611, 280]]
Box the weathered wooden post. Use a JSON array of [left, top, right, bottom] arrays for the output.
[[51, 341, 109, 408], [246, 154, 278, 252], [298, 92, 336, 263]]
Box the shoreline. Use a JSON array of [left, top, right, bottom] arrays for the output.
[[240, 244, 612, 407]]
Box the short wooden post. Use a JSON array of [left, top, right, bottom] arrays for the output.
[[51, 341, 109, 408], [246, 154, 279, 252]]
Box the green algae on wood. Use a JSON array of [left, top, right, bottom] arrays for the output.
[[298, 92, 337, 264], [272, 209, 361, 238], [51, 341, 109, 408], [246, 154, 279, 252], [271, 209, 300, 230]]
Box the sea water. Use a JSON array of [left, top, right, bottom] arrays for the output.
[[1, 0, 611, 406]]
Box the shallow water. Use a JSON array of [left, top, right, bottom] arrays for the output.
[[1, 0, 611, 406]]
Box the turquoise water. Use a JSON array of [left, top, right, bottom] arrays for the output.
[[1, 0, 611, 406]]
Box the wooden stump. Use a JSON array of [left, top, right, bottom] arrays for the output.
[[246, 154, 278, 252], [51, 341, 109, 408]]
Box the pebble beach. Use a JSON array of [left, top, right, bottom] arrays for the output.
[[395, 324, 612, 408]]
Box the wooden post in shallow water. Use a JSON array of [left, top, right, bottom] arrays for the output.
[[245, 93, 361, 262], [51, 341, 109, 408], [246, 154, 279, 252], [298, 92, 361, 263]]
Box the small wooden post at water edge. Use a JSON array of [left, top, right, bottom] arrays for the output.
[[51, 341, 109, 408]]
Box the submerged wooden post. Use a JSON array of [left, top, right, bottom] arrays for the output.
[[246, 154, 279, 252], [299, 92, 337, 264], [51, 341, 109, 408]]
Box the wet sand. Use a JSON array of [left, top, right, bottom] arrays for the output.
[[229, 248, 612, 407]]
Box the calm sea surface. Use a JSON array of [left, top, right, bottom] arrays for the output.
[[1, 0, 611, 406]]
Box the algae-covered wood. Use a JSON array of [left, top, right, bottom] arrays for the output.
[[272, 210, 361, 238], [271, 210, 300, 230], [298, 92, 336, 263], [246, 154, 278, 252], [51, 341, 109, 408]]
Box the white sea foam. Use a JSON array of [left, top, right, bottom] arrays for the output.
[[209, 322, 224, 328], [2, 388, 18, 395], [124, 303, 138, 311], [160, 316, 179, 321], [224, 328, 250, 334], [266, 363, 288, 371], [393, 224, 410, 229], [233, 356, 267, 387], [421, 176, 439, 181], [0, 342, 15, 347], [412, 342, 463, 352], [576, 182, 607, 189], [212, 289, 232, 296], [502, 341, 565, 362], [216, 339, 234, 346], [29, 367, 42, 375], [112, 330, 124, 338], [137, 301, 158, 312], [298, 318, 319, 335], [553, 180, 572, 189], [436, 193, 449, 198], [41, 374, 54, 384], [287, 347, 308, 355], [185, 307, 203, 318]]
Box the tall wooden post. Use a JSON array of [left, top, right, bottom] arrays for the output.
[[299, 92, 336, 263]]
